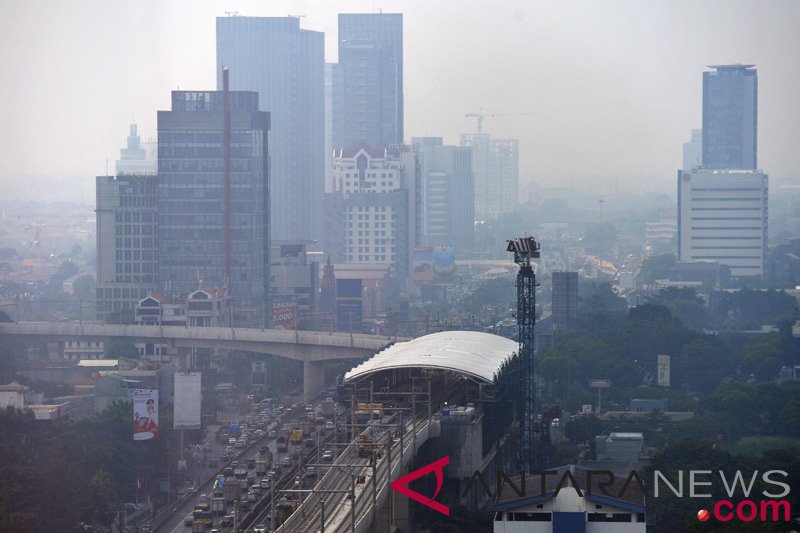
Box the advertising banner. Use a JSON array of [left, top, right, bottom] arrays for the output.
[[133, 388, 159, 440], [271, 294, 298, 329], [433, 246, 455, 282], [174, 372, 201, 430], [336, 278, 363, 332], [657, 354, 671, 387], [413, 246, 434, 285]]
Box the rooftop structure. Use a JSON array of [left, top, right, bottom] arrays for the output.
[[343, 331, 518, 384]]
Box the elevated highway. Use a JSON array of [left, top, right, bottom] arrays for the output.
[[0, 321, 401, 400]]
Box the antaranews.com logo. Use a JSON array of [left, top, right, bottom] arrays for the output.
[[391, 456, 794, 524]]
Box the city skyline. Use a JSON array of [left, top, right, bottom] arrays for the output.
[[1, 1, 800, 204]]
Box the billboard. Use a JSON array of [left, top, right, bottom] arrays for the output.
[[133, 388, 159, 440], [657, 354, 671, 387], [433, 246, 455, 283], [174, 372, 201, 430], [271, 294, 298, 329], [413, 246, 434, 285], [336, 278, 363, 332]]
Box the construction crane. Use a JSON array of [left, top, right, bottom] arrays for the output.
[[464, 108, 542, 134]]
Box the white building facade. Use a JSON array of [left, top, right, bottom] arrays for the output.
[[677, 168, 768, 276], [325, 142, 418, 280]]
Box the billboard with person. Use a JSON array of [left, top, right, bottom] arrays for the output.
[[133, 388, 159, 440]]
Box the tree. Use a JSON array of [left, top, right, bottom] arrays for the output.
[[71, 274, 95, 302], [648, 288, 708, 329], [673, 337, 731, 396], [638, 253, 677, 284], [579, 281, 628, 313], [739, 334, 790, 381]]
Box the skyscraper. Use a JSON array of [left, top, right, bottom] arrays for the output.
[[95, 173, 158, 319], [324, 142, 417, 280], [157, 82, 270, 326], [678, 64, 766, 278], [333, 13, 403, 150], [216, 16, 324, 241], [116, 124, 157, 175], [460, 133, 519, 220], [682, 129, 702, 170], [413, 137, 475, 253], [702, 64, 757, 169]]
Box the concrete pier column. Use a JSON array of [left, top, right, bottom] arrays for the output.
[[303, 359, 325, 403], [391, 478, 410, 532]]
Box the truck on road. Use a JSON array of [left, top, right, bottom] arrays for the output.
[[223, 478, 240, 504], [211, 496, 226, 516], [255, 459, 268, 476], [276, 429, 289, 453]]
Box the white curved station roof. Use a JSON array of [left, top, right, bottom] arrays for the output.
[[344, 331, 518, 384]]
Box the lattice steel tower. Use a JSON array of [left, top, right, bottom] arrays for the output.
[[507, 236, 540, 470]]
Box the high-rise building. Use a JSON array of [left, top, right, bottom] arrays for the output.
[[324, 142, 417, 280], [702, 64, 757, 169], [116, 124, 157, 175], [412, 137, 475, 253], [677, 168, 768, 276], [682, 129, 702, 170], [216, 16, 324, 241], [552, 272, 578, 329], [459, 133, 519, 220], [95, 174, 158, 319], [157, 84, 270, 326], [332, 13, 403, 150]]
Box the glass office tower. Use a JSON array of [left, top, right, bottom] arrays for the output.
[[157, 89, 270, 326]]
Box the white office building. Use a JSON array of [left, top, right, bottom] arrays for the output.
[[677, 168, 768, 276]]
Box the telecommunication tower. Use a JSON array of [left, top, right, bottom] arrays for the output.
[[507, 236, 540, 470]]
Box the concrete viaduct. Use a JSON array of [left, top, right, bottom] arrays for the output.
[[0, 322, 400, 401]]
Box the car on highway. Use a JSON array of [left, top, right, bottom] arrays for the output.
[[184, 515, 194, 527], [260, 477, 270, 489], [220, 515, 233, 527], [321, 449, 333, 462], [254, 524, 267, 533], [280, 456, 292, 467], [324, 421, 335, 431], [268, 429, 277, 438]]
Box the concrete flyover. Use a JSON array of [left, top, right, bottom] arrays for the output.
[[0, 321, 401, 401]]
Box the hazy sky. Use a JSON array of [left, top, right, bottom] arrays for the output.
[[1, 0, 799, 202]]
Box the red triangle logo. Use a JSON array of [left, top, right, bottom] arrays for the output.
[[390, 455, 450, 516]]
